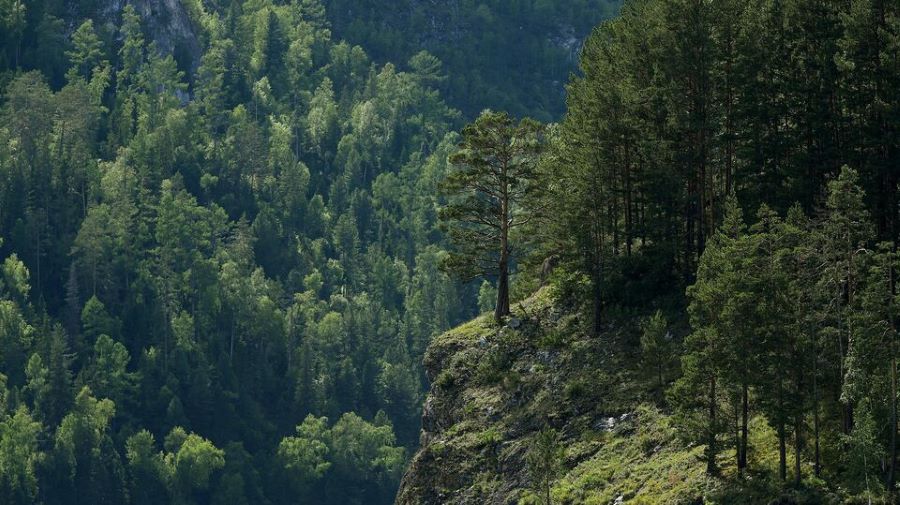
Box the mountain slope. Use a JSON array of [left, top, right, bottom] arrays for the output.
[[397, 290, 848, 505], [322, 0, 621, 121]]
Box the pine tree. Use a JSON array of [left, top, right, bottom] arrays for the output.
[[672, 196, 748, 475], [640, 310, 671, 389], [440, 111, 543, 320]]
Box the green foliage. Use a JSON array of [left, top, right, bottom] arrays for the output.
[[0, 0, 897, 502], [277, 415, 331, 485], [527, 427, 563, 505], [276, 412, 405, 502], [166, 428, 226, 499], [66, 20, 105, 83], [0, 406, 42, 504], [324, 0, 620, 121], [441, 110, 545, 320], [0, 0, 480, 502], [639, 311, 671, 389]]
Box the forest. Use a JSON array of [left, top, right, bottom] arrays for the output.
[[0, 0, 530, 503], [532, 0, 900, 499], [0, 0, 898, 503]]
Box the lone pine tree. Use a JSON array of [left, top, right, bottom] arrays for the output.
[[440, 110, 543, 321]]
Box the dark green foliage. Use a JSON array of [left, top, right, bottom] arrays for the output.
[[440, 110, 544, 320], [0, 1, 485, 503], [535, 0, 900, 497], [640, 310, 671, 389], [322, 0, 621, 121]]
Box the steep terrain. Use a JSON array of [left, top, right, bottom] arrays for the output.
[[323, 0, 621, 120], [99, 0, 202, 73], [397, 290, 848, 505], [396, 289, 674, 504]]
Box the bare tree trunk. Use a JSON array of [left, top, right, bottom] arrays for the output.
[[888, 258, 897, 491], [495, 179, 510, 321], [814, 355, 821, 477], [495, 257, 510, 321], [779, 377, 787, 481]]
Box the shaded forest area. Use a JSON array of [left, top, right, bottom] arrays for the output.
[[527, 0, 900, 499], [0, 0, 516, 503], [322, 0, 619, 121], [1, 0, 900, 503]]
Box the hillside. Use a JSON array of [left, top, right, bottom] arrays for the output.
[[397, 290, 850, 504], [1, 0, 899, 503], [323, 0, 621, 121]]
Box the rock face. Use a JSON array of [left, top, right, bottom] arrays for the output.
[[396, 289, 632, 505], [99, 0, 202, 73]]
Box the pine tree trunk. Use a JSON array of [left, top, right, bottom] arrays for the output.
[[814, 369, 821, 477], [888, 345, 897, 491], [778, 374, 787, 481], [739, 382, 748, 475], [888, 259, 897, 491], [495, 257, 509, 321], [778, 420, 787, 481], [495, 170, 511, 321], [591, 268, 602, 337], [707, 375, 718, 475], [794, 413, 802, 487]]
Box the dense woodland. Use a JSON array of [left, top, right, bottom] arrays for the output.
[[0, 0, 499, 503], [533, 0, 900, 499], [1, 0, 900, 503], [322, 0, 618, 121]]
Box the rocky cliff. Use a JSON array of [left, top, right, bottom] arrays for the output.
[[396, 289, 846, 505], [97, 0, 202, 73], [395, 290, 710, 504]]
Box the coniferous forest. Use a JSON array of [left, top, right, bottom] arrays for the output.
[[0, 0, 899, 504]]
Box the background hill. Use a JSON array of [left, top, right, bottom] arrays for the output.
[[0, 1, 613, 504]]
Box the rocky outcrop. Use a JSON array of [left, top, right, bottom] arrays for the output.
[[396, 290, 844, 505], [396, 289, 633, 505], [99, 0, 202, 73]]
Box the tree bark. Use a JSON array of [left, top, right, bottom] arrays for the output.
[[778, 374, 787, 481], [707, 375, 718, 475], [495, 256, 510, 321], [814, 354, 821, 477], [888, 257, 897, 491], [495, 172, 511, 321], [739, 382, 748, 475], [794, 413, 802, 487]]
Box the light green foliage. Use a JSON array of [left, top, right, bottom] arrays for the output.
[[0, 406, 42, 504], [330, 412, 406, 483], [54, 387, 115, 460], [165, 428, 226, 497], [527, 427, 563, 505], [125, 430, 169, 505], [66, 20, 105, 83], [276, 412, 405, 501], [477, 281, 497, 315], [277, 415, 331, 484], [1, 254, 29, 302]]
